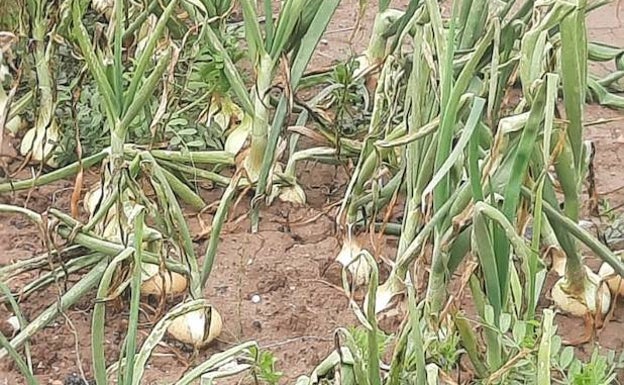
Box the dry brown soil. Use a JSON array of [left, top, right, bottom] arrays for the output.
[[1, 1, 624, 384]]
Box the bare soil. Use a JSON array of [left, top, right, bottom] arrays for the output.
[[1, 1, 624, 384]]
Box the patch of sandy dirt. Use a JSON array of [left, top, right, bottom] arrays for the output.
[[0, 161, 396, 384]]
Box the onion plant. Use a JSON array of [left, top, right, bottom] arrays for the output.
[[3, 0, 624, 383], [320, 0, 624, 381], [191, 0, 342, 291], [17, 0, 60, 167], [0, 0, 264, 383], [221, 0, 340, 231]]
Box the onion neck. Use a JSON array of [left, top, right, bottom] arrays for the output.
[[365, 9, 404, 65], [110, 123, 126, 173], [564, 251, 587, 294], [246, 54, 273, 182]]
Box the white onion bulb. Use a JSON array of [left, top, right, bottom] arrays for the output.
[[167, 306, 222, 348], [598, 262, 624, 296], [20, 121, 60, 167], [336, 239, 371, 286], [278, 184, 306, 205], [224, 114, 251, 155], [552, 267, 611, 317], [140, 263, 188, 296]]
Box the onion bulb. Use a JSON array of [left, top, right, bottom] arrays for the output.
[[19, 121, 60, 167], [279, 184, 306, 205], [208, 95, 244, 132], [83, 184, 106, 217], [5, 315, 19, 334], [551, 267, 611, 317], [201, 95, 250, 156], [266, 155, 304, 205], [372, 273, 412, 314], [336, 239, 371, 286], [140, 263, 188, 296], [0, 93, 21, 135], [167, 306, 222, 348], [83, 184, 141, 242], [224, 114, 252, 155], [598, 261, 624, 296]]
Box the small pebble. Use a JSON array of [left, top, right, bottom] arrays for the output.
[[251, 294, 261, 304]]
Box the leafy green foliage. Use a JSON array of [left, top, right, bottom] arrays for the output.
[[427, 328, 462, 372], [160, 26, 245, 152], [55, 80, 108, 165], [185, 31, 244, 95], [165, 118, 223, 151], [327, 59, 370, 137], [553, 346, 624, 385], [349, 325, 393, 357], [0, 0, 25, 31], [9, 2, 249, 166], [254, 350, 283, 385]]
